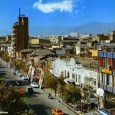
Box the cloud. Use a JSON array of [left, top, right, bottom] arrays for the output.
[[33, 0, 73, 13]]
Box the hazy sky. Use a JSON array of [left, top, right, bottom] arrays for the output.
[[0, 0, 115, 36]]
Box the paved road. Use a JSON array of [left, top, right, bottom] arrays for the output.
[[0, 60, 25, 80], [0, 60, 79, 115], [26, 88, 79, 115]]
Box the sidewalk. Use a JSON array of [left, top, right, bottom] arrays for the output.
[[43, 88, 81, 115], [28, 87, 81, 115], [43, 88, 98, 115]]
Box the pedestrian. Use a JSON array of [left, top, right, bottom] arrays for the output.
[[13, 69, 16, 76], [48, 93, 51, 99]]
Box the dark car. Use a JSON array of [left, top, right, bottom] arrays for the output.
[[5, 80, 23, 86], [16, 80, 23, 86], [5, 80, 16, 86], [26, 87, 33, 94]]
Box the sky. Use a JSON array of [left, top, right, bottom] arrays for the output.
[[0, 0, 115, 36]]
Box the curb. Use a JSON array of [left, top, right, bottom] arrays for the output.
[[58, 100, 81, 115], [43, 88, 81, 115]]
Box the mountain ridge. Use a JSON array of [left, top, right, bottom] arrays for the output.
[[1, 22, 115, 36], [30, 22, 115, 36]]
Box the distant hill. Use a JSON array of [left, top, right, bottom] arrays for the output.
[[30, 22, 115, 36], [1, 22, 115, 36], [74, 22, 115, 34]]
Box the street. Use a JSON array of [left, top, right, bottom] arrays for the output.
[[0, 60, 79, 115]]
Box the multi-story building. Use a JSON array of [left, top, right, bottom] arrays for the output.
[[11, 10, 29, 59], [98, 43, 115, 109]]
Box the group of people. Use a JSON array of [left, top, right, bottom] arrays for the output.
[[27, 63, 44, 88]]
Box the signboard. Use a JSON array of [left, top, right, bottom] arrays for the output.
[[101, 69, 112, 74]]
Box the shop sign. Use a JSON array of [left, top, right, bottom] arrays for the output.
[[101, 69, 112, 74]]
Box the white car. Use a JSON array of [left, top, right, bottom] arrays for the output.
[[31, 82, 38, 88]]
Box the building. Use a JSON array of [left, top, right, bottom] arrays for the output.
[[5, 35, 12, 42], [89, 49, 98, 57], [98, 43, 115, 110], [92, 34, 110, 44], [109, 31, 115, 43], [50, 57, 98, 91], [49, 35, 63, 45], [11, 9, 29, 59], [30, 38, 50, 45]]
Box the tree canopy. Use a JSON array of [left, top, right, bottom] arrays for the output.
[[0, 81, 34, 115], [63, 84, 81, 104]]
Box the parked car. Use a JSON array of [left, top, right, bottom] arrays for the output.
[[22, 76, 29, 80], [31, 82, 38, 88], [5, 80, 17, 86], [16, 80, 23, 86], [26, 87, 33, 94], [51, 108, 64, 115], [18, 73, 24, 77], [14, 70, 20, 75]]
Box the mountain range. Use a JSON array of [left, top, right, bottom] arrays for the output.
[[1, 22, 115, 36], [30, 22, 115, 36]]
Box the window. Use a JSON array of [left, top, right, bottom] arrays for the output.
[[78, 75, 81, 83], [67, 72, 69, 78], [72, 74, 75, 79], [94, 80, 96, 86]]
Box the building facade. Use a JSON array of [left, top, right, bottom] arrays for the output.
[[50, 57, 98, 90], [11, 13, 29, 58], [98, 43, 115, 109]]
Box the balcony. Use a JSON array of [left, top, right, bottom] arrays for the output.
[[12, 41, 15, 44], [12, 38, 16, 41], [12, 31, 17, 35]]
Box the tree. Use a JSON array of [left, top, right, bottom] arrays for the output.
[[71, 86, 81, 104], [51, 77, 58, 97], [0, 81, 34, 115], [43, 68, 58, 97], [57, 76, 66, 98], [0, 51, 10, 62], [43, 68, 53, 88], [63, 84, 81, 104], [12, 60, 29, 73]]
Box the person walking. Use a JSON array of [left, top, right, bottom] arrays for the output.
[[48, 93, 51, 99]]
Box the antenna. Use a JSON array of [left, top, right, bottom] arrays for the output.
[[19, 8, 20, 17]]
